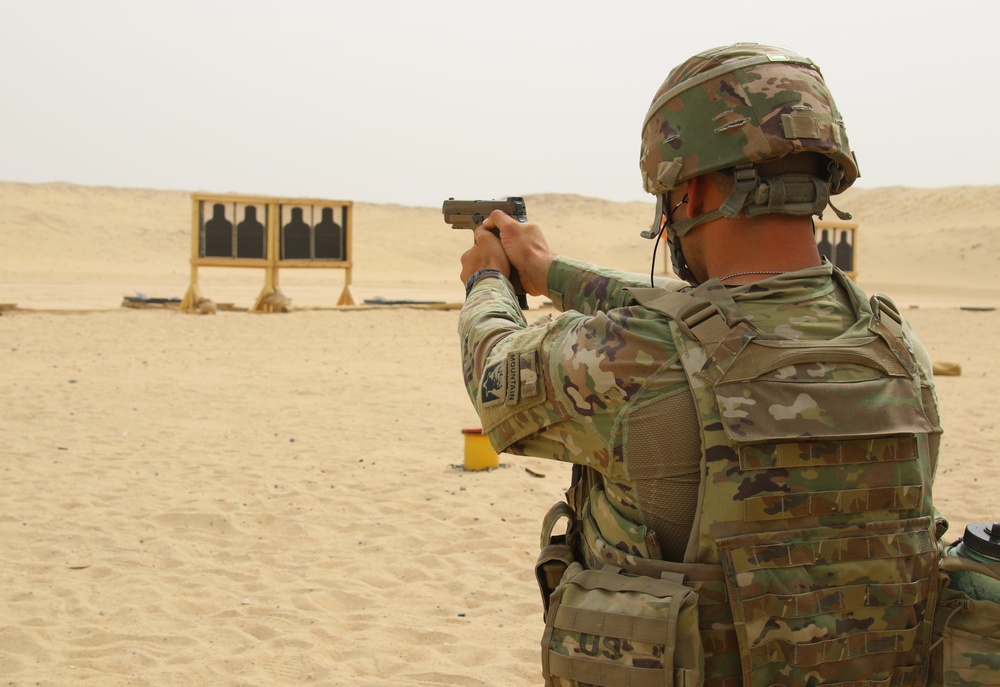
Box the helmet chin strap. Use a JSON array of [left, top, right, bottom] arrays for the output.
[[645, 162, 854, 285], [646, 166, 757, 286], [667, 164, 760, 240], [668, 163, 853, 239]]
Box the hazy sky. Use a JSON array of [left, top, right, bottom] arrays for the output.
[[2, 1, 997, 207]]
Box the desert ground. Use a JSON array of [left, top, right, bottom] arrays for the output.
[[1, 181, 998, 685]]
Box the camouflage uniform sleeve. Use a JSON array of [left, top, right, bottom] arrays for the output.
[[459, 270, 684, 471], [458, 272, 527, 395], [547, 256, 689, 314], [458, 272, 552, 446]]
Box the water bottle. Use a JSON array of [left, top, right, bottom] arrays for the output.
[[947, 521, 1000, 603]]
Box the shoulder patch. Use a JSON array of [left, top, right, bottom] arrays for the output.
[[519, 350, 540, 399], [478, 348, 549, 447], [481, 353, 519, 407]]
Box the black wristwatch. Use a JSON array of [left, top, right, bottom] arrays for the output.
[[465, 269, 503, 297]]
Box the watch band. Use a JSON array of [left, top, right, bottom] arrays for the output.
[[465, 269, 503, 297]]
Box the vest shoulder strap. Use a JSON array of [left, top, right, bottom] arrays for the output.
[[626, 284, 739, 348]]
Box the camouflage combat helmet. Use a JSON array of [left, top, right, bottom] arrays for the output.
[[640, 43, 860, 262]]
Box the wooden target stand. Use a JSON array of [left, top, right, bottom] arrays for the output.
[[661, 219, 859, 281], [179, 194, 355, 313], [813, 219, 859, 281]]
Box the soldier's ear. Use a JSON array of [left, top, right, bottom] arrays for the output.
[[684, 175, 708, 219]]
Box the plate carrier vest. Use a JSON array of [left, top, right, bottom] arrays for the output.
[[542, 269, 943, 687]]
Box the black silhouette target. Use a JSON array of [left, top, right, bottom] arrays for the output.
[[280, 204, 347, 261], [814, 223, 858, 276]]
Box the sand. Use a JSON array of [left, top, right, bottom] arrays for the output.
[[1, 181, 998, 685]]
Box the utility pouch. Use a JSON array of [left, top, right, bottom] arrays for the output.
[[541, 562, 703, 687], [536, 501, 580, 617], [930, 554, 1000, 686]]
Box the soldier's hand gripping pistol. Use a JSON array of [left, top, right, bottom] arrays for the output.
[[442, 196, 529, 309]]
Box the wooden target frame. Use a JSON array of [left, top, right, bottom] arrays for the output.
[[814, 219, 859, 281], [179, 193, 355, 313]]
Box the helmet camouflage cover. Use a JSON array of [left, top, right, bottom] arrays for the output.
[[640, 43, 859, 197]]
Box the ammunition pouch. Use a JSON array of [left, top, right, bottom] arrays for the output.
[[542, 562, 702, 687], [536, 496, 704, 687], [930, 551, 1000, 686]]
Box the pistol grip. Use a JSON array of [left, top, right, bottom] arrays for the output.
[[509, 269, 529, 310], [487, 228, 529, 310]]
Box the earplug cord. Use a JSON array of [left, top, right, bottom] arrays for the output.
[[648, 194, 688, 287]]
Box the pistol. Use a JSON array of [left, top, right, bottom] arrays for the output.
[[443, 197, 529, 309]]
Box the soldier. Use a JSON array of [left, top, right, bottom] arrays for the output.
[[458, 43, 947, 685]]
